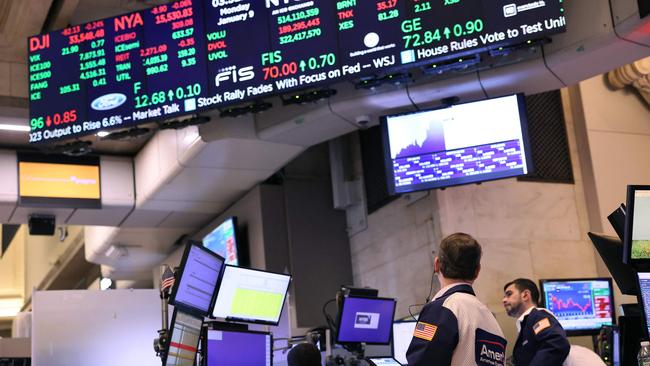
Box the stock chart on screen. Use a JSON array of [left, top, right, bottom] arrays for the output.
[[541, 279, 614, 333]]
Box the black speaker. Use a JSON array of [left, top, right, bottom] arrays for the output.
[[28, 215, 56, 236]]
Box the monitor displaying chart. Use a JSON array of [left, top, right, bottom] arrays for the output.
[[540, 278, 615, 336]]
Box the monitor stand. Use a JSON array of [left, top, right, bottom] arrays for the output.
[[619, 304, 644, 366]]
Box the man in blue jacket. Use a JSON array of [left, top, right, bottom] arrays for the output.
[[502, 278, 570, 366], [406, 233, 507, 366]]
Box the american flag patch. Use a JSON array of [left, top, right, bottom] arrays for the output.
[[413, 321, 437, 341], [533, 318, 551, 335]]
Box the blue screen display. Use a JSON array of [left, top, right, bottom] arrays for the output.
[[206, 329, 271, 366], [337, 297, 396, 344], [381, 94, 532, 193], [203, 217, 238, 265]]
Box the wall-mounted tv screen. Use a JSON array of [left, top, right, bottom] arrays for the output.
[[205, 328, 272, 366], [212, 265, 291, 325], [540, 278, 615, 336], [337, 296, 396, 345], [163, 309, 203, 366], [203, 217, 239, 266], [380, 94, 533, 194], [169, 241, 225, 317], [623, 185, 650, 269], [18, 153, 101, 208]]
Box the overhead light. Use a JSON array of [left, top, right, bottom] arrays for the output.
[[0, 297, 23, 318], [0, 124, 30, 132], [96, 131, 110, 137]]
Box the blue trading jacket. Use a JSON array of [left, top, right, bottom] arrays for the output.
[[406, 284, 507, 366], [513, 308, 570, 366]]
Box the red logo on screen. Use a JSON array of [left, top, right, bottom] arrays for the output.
[[29, 35, 50, 52]]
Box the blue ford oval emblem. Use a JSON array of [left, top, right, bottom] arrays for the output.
[[91, 93, 127, 111]]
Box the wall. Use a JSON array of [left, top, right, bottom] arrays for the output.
[[569, 74, 650, 308], [348, 88, 602, 353], [574, 74, 650, 234], [24, 226, 83, 298], [0, 226, 25, 299]]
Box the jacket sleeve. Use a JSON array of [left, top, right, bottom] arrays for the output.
[[528, 314, 570, 366], [406, 303, 459, 366]]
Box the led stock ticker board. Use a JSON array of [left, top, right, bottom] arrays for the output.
[[28, 0, 566, 143]]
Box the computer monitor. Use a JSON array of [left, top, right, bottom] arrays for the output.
[[212, 265, 291, 325], [205, 328, 272, 366], [169, 242, 225, 317], [203, 217, 239, 265], [588, 232, 638, 295], [367, 357, 402, 365], [637, 272, 650, 339], [624, 185, 650, 269], [337, 296, 397, 344], [392, 320, 416, 364], [540, 278, 615, 336], [17, 152, 101, 208], [163, 309, 203, 366], [380, 94, 533, 194]]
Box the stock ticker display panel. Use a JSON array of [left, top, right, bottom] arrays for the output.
[[28, 0, 566, 143]]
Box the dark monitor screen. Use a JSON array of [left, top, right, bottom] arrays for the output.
[[28, 1, 565, 143], [212, 265, 291, 325], [588, 232, 638, 295], [170, 241, 225, 317], [337, 296, 396, 344], [380, 94, 533, 194], [205, 328, 272, 366], [540, 278, 615, 336], [624, 185, 650, 269], [203, 217, 239, 265], [392, 320, 416, 365], [637, 272, 650, 339], [163, 309, 203, 366]]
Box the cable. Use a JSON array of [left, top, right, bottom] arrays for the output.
[[322, 298, 337, 333], [407, 268, 437, 321]]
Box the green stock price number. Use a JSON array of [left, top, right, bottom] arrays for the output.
[[299, 53, 335, 72], [401, 18, 484, 48], [135, 83, 201, 109]]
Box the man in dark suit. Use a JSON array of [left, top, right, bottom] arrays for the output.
[[502, 278, 570, 366]]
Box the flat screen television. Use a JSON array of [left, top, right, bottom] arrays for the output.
[[211, 265, 291, 325], [623, 185, 650, 269], [540, 278, 615, 336], [169, 241, 225, 317], [392, 320, 417, 365], [163, 309, 203, 366], [337, 296, 396, 345], [17, 152, 101, 208], [203, 217, 239, 266], [204, 327, 272, 366], [588, 232, 638, 295], [380, 94, 533, 194], [637, 272, 650, 339]]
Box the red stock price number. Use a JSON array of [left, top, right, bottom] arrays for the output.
[[30, 110, 78, 130], [262, 62, 298, 80]]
